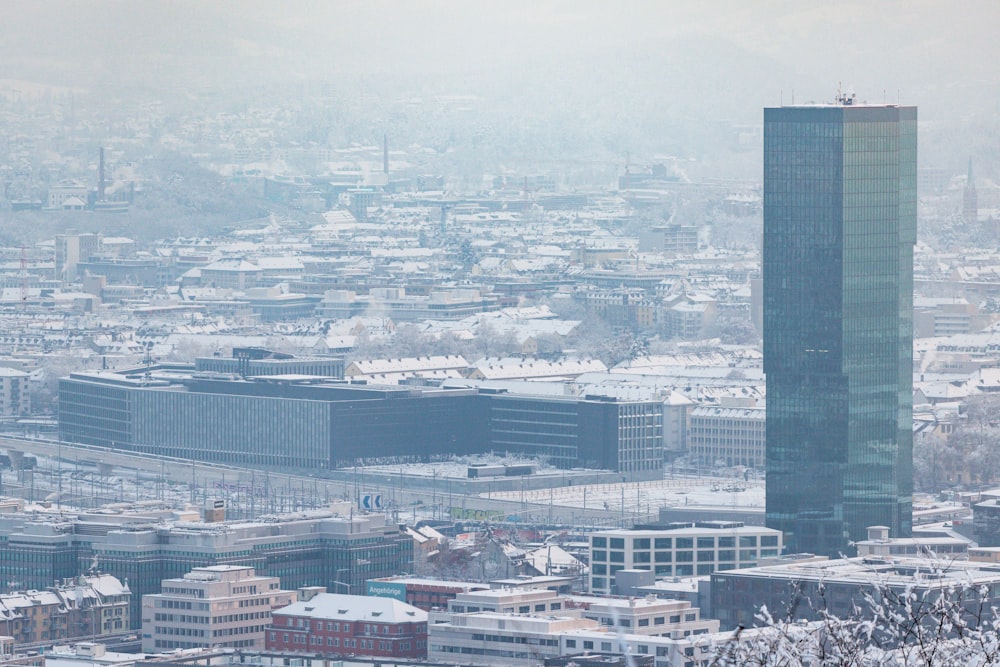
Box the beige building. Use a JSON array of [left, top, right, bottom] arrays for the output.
[[0, 574, 130, 645], [0, 367, 29, 416], [141, 565, 294, 652], [582, 596, 718, 639]]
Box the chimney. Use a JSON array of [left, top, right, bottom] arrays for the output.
[[383, 133, 389, 175], [98, 147, 105, 201]]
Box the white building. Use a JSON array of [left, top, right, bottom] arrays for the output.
[[687, 402, 765, 469], [444, 587, 568, 616], [428, 611, 599, 667], [589, 522, 783, 594], [141, 565, 294, 652], [581, 596, 718, 638]]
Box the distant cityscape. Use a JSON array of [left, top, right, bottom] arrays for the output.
[[0, 4, 999, 666]]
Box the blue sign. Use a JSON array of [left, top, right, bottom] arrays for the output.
[[366, 580, 406, 601], [360, 494, 383, 510]]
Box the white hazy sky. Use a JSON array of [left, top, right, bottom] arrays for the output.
[[2, 0, 997, 171], [6, 0, 998, 99]]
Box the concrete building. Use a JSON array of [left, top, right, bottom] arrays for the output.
[[428, 612, 599, 667], [444, 587, 568, 616], [0, 508, 411, 631], [711, 554, 1000, 633], [638, 225, 698, 255], [763, 99, 917, 556], [853, 525, 969, 558], [316, 287, 499, 322], [589, 522, 782, 594], [141, 565, 294, 651], [913, 297, 985, 338], [0, 367, 29, 416], [266, 592, 427, 659], [55, 234, 99, 281], [687, 402, 765, 469], [580, 597, 718, 639], [199, 260, 261, 290]]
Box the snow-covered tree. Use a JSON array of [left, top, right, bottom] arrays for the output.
[[711, 576, 1000, 666]]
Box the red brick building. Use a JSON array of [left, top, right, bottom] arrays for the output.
[[266, 593, 427, 659]]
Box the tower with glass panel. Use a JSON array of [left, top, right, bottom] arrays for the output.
[[763, 100, 916, 557]]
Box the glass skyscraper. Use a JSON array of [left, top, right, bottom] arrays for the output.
[[763, 100, 916, 556]]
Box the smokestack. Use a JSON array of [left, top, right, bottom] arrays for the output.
[[98, 147, 105, 201], [383, 134, 389, 175]]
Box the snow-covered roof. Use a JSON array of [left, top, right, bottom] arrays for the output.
[[469, 357, 606, 380], [275, 593, 426, 624], [346, 355, 468, 376]]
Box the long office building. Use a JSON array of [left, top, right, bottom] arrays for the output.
[[763, 97, 916, 556], [58, 364, 664, 475]]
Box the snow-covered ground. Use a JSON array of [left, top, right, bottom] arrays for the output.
[[488, 475, 765, 515]]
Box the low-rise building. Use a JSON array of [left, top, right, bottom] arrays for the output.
[[266, 592, 427, 659], [687, 402, 765, 469], [854, 525, 969, 558], [711, 555, 1000, 632], [580, 596, 718, 639], [428, 612, 598, 667], [141, 565, 294, 652], [444, 587, 568, 616], [364, 576, 489, 611], [589, 523, 783, 594]]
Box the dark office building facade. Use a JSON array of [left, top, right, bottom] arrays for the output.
[[59, 370, 663, 476], [489, 394, 663, 474], [763, 101, 916, 556]]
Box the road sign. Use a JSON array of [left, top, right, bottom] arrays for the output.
[[360, 494, 383, 510]]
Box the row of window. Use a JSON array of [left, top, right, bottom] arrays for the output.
[[272, 632, 420, 651], [593, 534, 778, 550]]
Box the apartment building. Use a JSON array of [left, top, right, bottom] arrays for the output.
[[0, 574, 129, 645], [0, 367, 29, 416], [141, 565, 294, 651]]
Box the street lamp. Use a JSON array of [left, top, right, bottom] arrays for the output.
[[333, 568, 351, 595]]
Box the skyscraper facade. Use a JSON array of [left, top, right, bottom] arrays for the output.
[[763, 98, 916, 556]]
